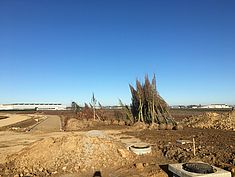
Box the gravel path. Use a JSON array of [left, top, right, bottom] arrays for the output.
[[30, 115, 61, 132]]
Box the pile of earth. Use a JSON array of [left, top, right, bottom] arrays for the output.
[[181, 111, 235, 131], [1, 131, 135, 176], [64, 118, 129, 131], [64, 118, 102, 130]]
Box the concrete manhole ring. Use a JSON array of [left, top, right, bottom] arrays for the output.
[[129, 143, 151, 155], [183, 163, 216, 174]]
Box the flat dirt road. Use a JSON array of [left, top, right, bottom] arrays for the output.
[[30, 115, 61, 132], [0, 114, 32, 128]]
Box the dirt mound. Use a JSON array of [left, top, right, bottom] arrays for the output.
[[65, 118, 90, 130], [4, 131, 135, 176], [204, 112, 219, 117], [64, 119, 108, 131], [132, 122, 148, 130], [181, 111, 235, 131], [230, 110, 235, 117], [64, 118, 130, 131]]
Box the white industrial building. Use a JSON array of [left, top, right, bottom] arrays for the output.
[[0, 103, 67, 111], [200, 104, 231, 109]]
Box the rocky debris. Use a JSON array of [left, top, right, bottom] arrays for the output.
[[2, 132, 135, 176], [181, 112, 235, 131]]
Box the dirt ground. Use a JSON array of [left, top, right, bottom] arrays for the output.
[[30, 115, 62, 133], [0, 113, 35, 128], [0, 110, 234, 177]]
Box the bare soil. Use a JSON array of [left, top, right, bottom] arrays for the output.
[[126, 128, 235, 167], [0, 110, 234, 177], [0, 114, 33, 128], [30, 115, 61, 133], [181, 111, 235, 131]]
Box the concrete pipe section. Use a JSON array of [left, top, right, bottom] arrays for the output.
[[168, 162, 232, 177], [129, 143, 151, 155]]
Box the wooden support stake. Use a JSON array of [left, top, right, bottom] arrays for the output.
[[193, 138, 196, 156]]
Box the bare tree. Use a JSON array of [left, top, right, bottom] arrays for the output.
[[91, 93, 97, 120], [71, 101, 80, 113]]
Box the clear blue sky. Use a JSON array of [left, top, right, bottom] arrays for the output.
[[1, 0, 235, 106]]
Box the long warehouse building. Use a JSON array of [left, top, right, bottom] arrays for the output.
[[0, 103, 67, 111]]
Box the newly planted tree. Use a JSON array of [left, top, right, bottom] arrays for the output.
[[127, 74, 176, 126]]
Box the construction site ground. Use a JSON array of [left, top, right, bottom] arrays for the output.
[[0, 110, 234, 177]]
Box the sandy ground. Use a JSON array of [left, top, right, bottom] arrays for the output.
[[30, 115, 62, 132], [0, 114, 33, 127], [0, 128, 234, 176], [0, 131, 67, 164], [0, 127, 128, 164], [0, 111, 234, 177], [0, 114, 63, 163], [0, 129, 167, 177]]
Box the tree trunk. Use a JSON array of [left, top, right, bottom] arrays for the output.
[[93, 105, 96, 120], [151, 99, 155, 125]]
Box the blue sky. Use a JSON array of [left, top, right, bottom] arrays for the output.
[[0, 0, 235, 106]]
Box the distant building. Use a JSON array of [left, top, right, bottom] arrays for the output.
[[0, 103, 67, 111], [200, 104, 231, 109], [187, 105, 200, 109], [170, 105, 186, 109], [103, 106, 123, 109]]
